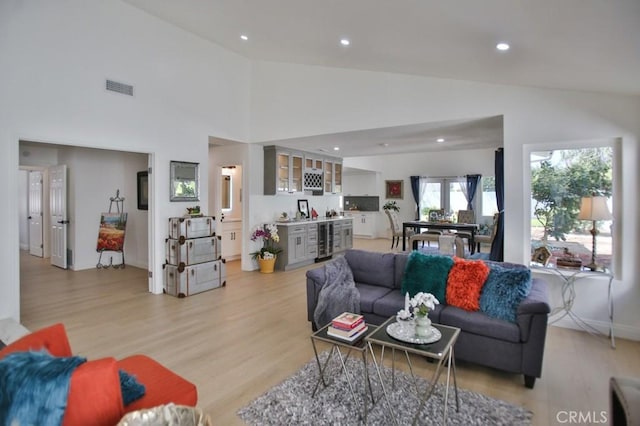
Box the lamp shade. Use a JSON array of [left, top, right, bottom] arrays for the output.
[[578, 196, 612, 221]]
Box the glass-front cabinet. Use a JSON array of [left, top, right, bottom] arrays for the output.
[[265, 146, 342, 195], [334, 162, 342, 193], [305, 156, 323, 171], [324, 160, 334, 193], [291, 154, 303, 192], [265, 146, 304, 195], [277, 153, 290, 192], [324, 159, 343, 194]]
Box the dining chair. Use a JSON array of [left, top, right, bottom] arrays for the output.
[[418, 208, 445, 247], [385, 209, 415, 249], [455, 209, 476, 252], [475, 212, 499, 253]]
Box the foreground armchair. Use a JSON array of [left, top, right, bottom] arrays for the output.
[[0, 323, 197, 426]]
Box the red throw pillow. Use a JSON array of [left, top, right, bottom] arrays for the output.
[[0, 323, 72, 359], [63, 358, 125, 426], [446, 258, 490, 311]]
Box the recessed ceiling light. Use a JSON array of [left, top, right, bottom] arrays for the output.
[[333, 146, 340, 151], [340, 38, 350, 46], [437, 138, 445, 143], [496, 42, 510, 51], [240, 34, 249, 41]]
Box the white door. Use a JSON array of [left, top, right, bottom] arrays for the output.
[[28, 171, 44, 257], [50, 165, 68, 269]]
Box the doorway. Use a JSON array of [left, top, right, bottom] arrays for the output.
[[18, 140, 152, 274]]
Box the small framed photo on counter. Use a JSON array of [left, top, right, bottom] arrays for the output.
[[298, 199, 309, 218]]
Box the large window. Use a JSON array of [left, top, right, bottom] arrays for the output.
[[419, 177, 469, 220], [481, 176, 497, 217], [530, 147, 613, 270], [418, 176, 496, 221]]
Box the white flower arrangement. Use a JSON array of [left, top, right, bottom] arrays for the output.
[[397, 292, 440, 320]]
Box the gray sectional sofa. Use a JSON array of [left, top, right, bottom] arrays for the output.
[[306, 249, 551, 388]]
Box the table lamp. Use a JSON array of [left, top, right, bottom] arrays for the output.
[[577, 195, 612, 271]]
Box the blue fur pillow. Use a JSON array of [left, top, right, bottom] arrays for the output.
[[401, 252, 454, 303], [119, 369, 146, 405], [0, 350, 86, 426], [479, 263, 532, 322]]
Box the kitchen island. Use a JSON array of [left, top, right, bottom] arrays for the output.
[[274, 217, 353, 271]]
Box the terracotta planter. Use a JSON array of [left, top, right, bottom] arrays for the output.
[[258, 256, 276, 273]]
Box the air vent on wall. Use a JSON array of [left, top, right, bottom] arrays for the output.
[[106, 79, 134, 96]]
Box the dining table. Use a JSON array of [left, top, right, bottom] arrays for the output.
[[402, 220, 480, 253]]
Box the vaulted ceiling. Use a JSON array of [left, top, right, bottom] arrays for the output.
[[127, 0, 639, 156]]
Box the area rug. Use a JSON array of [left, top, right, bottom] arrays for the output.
[[238, 352, 532, 425]]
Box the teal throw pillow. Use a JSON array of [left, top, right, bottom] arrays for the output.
[[479, 264, 532, 323], [119, 369, 146, 405], [400, 252, 454, 303]]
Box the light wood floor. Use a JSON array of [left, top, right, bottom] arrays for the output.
[[19, 239, 640, 425]]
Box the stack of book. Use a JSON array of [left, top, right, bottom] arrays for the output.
[[327, 312, 368, 342]]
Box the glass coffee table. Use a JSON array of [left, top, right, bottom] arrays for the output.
[[365, 317, 461, 425], [310, 323, 379, 423]]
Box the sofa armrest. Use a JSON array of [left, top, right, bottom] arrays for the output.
[[517, 278, 551, 316], [0, 323, 72, 359], [517, 277, 550, 342], [306, 267, 327, 328]]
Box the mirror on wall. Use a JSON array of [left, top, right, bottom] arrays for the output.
[[170, 161, 200, 202], [221, 174, 231, 210]]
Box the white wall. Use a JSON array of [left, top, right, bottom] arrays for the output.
[[343, 170, 379, 196], [248, 61, 640, 340], [1, 0, 251, 321], [62, 147, 149, 270]]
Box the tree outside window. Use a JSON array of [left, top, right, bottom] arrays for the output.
[[530, 147, 613, 268]]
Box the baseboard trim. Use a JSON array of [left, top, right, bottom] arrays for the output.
[[550, 318, 640, 342]]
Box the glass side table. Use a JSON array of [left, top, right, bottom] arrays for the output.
[[310, 323, 379, 423], [366, 317, 460, 426], [531, 264, 615, 348]]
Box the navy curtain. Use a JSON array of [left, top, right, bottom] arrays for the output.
[[465, 174, 481, 210], [490, 148, 504, 261], [410, 176, 420, 220]]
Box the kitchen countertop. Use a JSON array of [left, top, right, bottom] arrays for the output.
[[275, 216, 353, 226]]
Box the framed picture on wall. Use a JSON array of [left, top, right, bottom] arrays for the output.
[[137, 171, 148, 210], [385, 180, 404, 199], [170, 161, 200, 202]]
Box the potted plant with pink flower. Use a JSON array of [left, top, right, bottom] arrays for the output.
[[250, 223, 283, 273]]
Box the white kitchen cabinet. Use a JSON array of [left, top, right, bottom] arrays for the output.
[[331, 219, 353, 252], [307, 223, 318, 259], [341, 219, 353, 249], [345, 212, 377, 239], [221, 221, 242, 260]]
